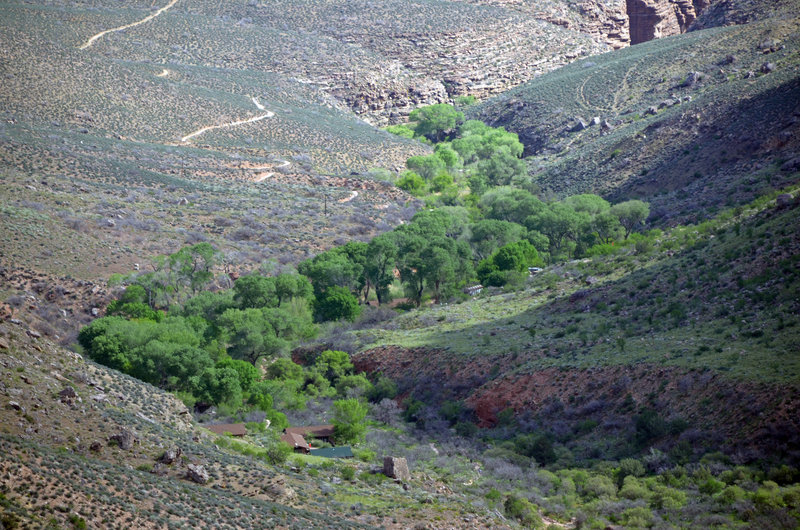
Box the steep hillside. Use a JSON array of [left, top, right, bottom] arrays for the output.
[[0, 0, 431, 299], [471, 11, 800, 224], [55, 0, 613, 124], [353, 189, 800, 463], [0, 319, 507, 529]]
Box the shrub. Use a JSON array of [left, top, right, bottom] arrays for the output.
[[620, 506, 653, 527], [650, 484, 687, 510], [699, 478, 726, 496], [340, 466, 356, 481], [715, 485, 748, 506], [618, 476, 650, 501], [354, 449, 376, 463], [582, 475, 617, 500], [753, 481, 785, 509], [504, 495, 542, 528]]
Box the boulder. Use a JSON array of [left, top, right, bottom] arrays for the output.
[[186, 464, 209, 484], [571, 118, 587, 132], [681, 71, 704, 87], [89, 441, 103, 452], [159, 447, 182, 465], [265, 480, 296, 500], [151, 462, 168, 476], [761, 62, 775, 74], [109, 429, 136, 450], [383, 456, 411, 481], [590, 116, 601, 126], [59, 386, 77, 402]]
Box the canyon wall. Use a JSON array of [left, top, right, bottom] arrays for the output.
[[627, 0, 712, 44]]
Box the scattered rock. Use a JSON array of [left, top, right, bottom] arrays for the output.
[[761, 62, 775, 74], [776, 194, 795, 209], [59, 387, 77, 403], [186, 464, 209, 484], [159, 447, 182, 465], [645, 106, 658, 116], [8, 401, 22, 411], [91, 308, 100, 317], [109, 429, 137, 450], [151, 462, 168, 476], [590, 116, 601, 126], [383, 456, 411, 481], [600, 119, 614, 131], [585, 276, 599, 285], [265, 480, 296, 500], [26, 329, 41, 339], [571, 118, 587, 131], [90, 393, 107, 402], [680, 71, 704, 87], [0, 337, 8, 349], [780, 158, 800, 172], [89, 441, 103, 452], [176, 197, 189, 206], [722, 54, 736, 65]]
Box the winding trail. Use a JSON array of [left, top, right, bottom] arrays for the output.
[[79, 0, 180, 50], [253, 160, 290, 182], [339, 191, 358, 203], [181, 97, 274, 143]]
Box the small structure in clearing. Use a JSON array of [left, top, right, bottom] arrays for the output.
[[463, 284, 483, 296], [309, 446, 353, 459]]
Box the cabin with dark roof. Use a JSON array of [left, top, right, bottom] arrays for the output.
[[284, 425, 335, 445], [206, 423, 247, 437], [280, 432, 311, 453]]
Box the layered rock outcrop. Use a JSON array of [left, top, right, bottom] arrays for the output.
[[627, 0, 712, 44]]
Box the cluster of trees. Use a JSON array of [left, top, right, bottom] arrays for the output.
[[388, 104, 527, 203], [299, 190, 650, 306], [80, 255, 377, 415]]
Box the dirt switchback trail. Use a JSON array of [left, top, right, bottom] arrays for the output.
[[253, 159, 290, 182], [79, 0, 180, 50], [180, 97, 274, 143]]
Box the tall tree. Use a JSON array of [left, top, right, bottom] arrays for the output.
[[408, 103, 464, 142], [365, 233, 398, 305], [610, 200, 650, 238]]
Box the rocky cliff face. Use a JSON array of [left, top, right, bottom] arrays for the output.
[[627, 0, 712, 44]]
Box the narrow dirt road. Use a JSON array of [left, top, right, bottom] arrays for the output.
[[180, 97, 274, 143], [79, 0, 180, 50]]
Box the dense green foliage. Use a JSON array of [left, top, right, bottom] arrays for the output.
[[79, 245, 375, 420], [271, 105, 653, 307]]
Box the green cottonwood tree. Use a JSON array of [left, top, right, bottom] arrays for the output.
[[611, 200, 650, 238], [332, 398, 369, 444], [409, 103, 464, 142]]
